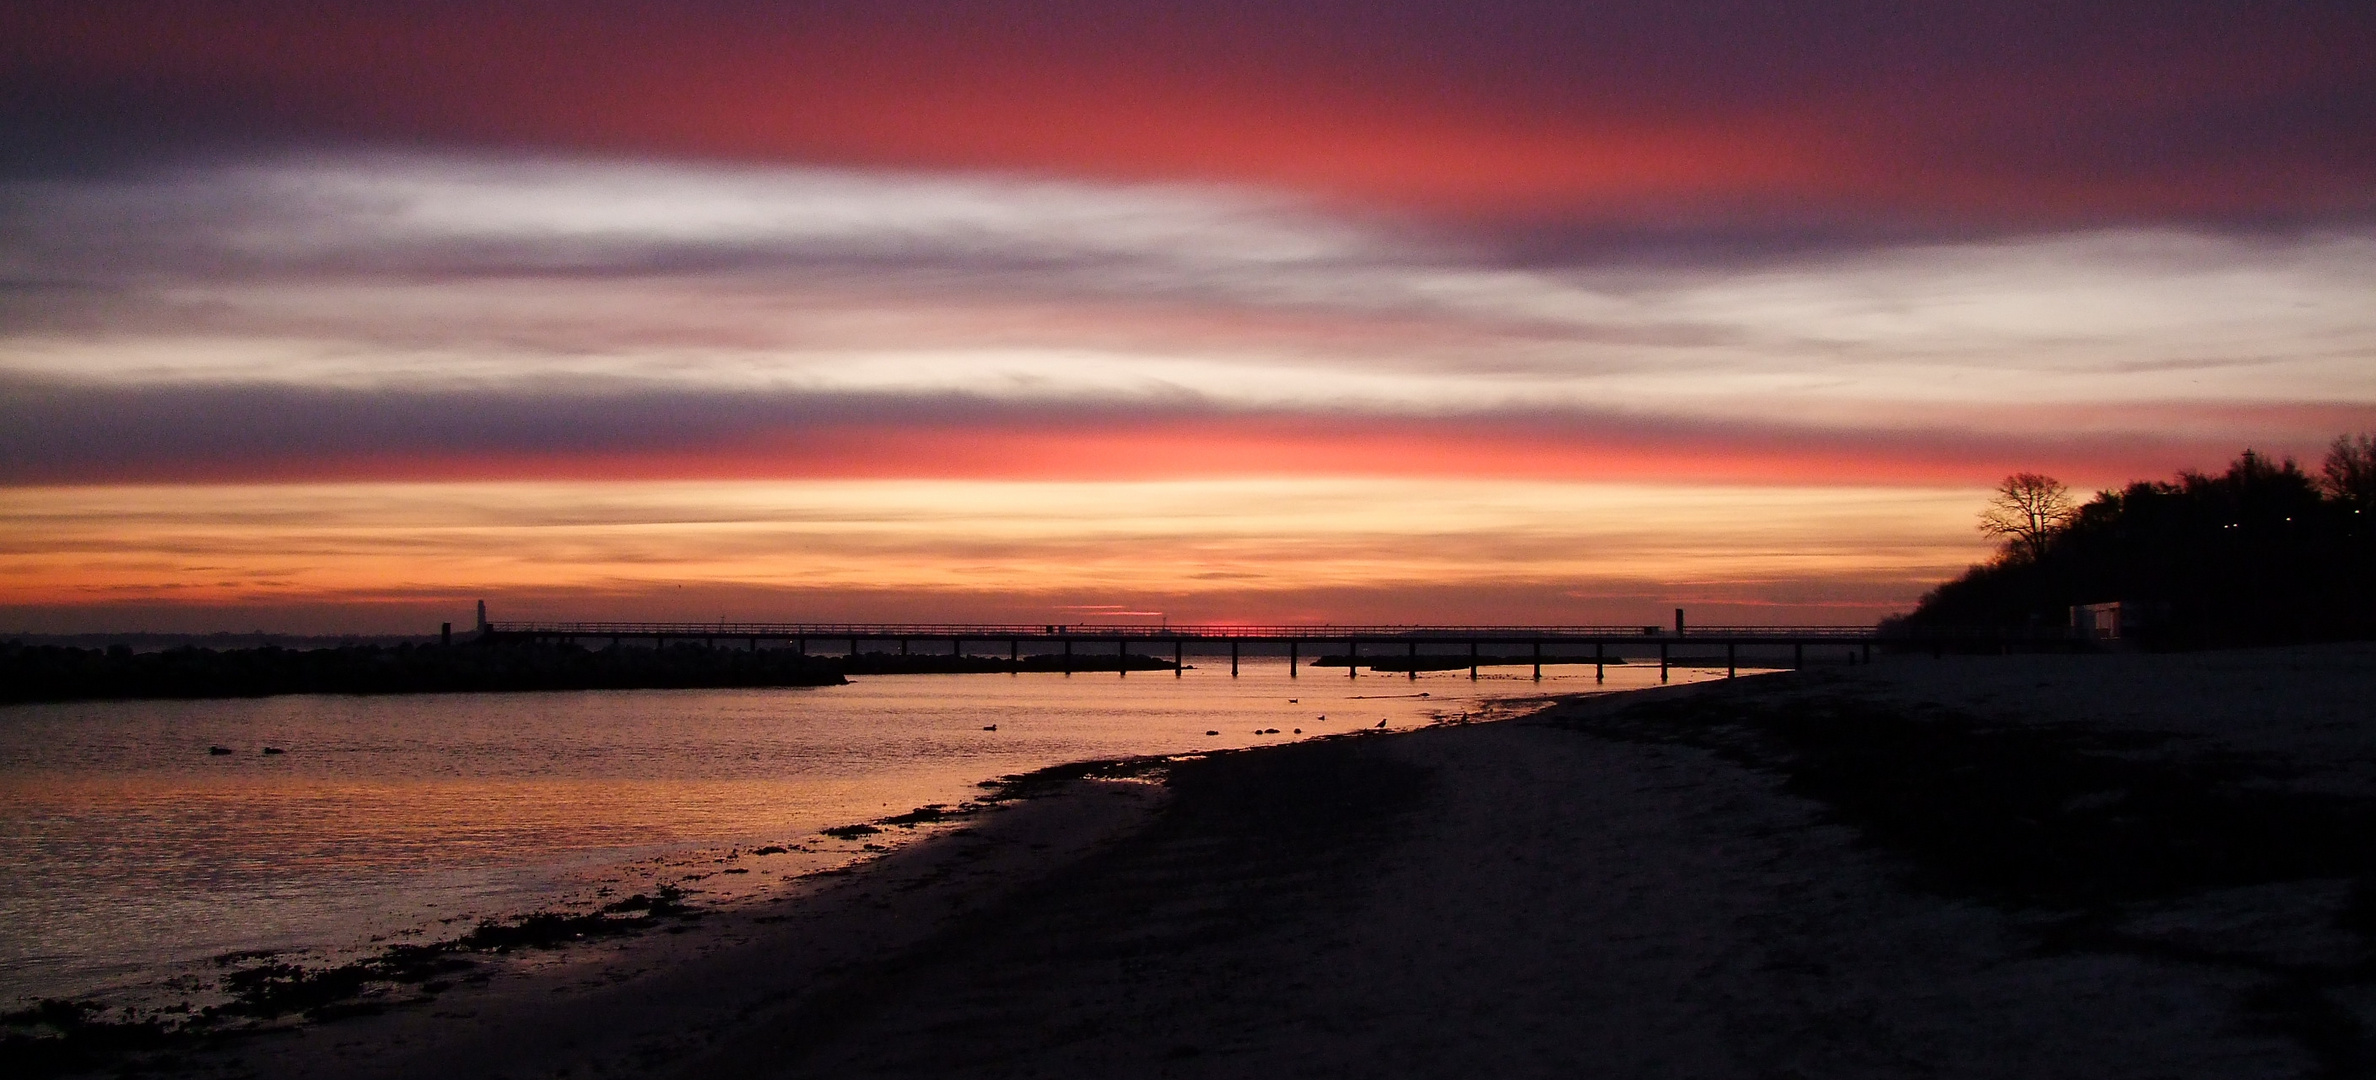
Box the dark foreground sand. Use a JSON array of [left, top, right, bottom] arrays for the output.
[[192, 644, 2376, 1079]]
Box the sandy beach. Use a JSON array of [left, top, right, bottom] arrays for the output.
[[121, 643, 2376, 1077]]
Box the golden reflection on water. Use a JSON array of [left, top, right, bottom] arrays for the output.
[[1, 776, 889, 871]]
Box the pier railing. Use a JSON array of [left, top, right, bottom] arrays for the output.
[[474, 619, 2092, 682], [483, 621, 1890, 641]]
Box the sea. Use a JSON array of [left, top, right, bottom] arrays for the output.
[[0, 657, 1734, 1010]]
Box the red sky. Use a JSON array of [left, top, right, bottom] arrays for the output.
[[8, 1, 2373, 221], [3, 1, 2373, 630]]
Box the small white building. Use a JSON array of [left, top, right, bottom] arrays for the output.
[[2071, 601, 2123, 640]]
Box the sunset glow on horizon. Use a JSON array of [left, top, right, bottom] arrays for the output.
[[5, 2, 2373, 632]]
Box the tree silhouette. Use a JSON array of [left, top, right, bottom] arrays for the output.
[[1898, 443, 2376, 647], [2323, 432, 2376, 511], [1978, 472, 2075, 562]]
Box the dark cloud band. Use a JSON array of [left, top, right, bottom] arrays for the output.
[[7, 377, 2361, 487]]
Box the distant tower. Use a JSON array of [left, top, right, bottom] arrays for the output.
[[476, 600, 488, 632]]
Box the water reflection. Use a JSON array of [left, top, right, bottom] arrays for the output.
[[0, 659, 1734, 1004]]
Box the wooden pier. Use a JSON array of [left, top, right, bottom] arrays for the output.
[[479, 618, 1900, 683]]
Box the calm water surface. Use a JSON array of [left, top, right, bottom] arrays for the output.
[[0, 659, 1731, 1006]]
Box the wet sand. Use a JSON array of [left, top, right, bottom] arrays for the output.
[[179, 644, 2376, 1078]]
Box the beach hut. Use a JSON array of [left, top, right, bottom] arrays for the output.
[[2070, 601, 2124, 640]]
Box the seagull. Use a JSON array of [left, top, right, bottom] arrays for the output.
[[1375, 719, 1388, 728]]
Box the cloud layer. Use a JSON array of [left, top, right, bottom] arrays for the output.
[[0, 478, 1985, 630], [8, 1, 2373, 223], [6, 156, 2372, 491]]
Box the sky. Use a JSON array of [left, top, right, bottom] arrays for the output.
[[4, 1, 2373, 633]]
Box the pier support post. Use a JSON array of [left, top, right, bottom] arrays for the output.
[[1469, 641, 1478, 681], [952, 637, 962, 659], [1120, 638, 1129, 678], [1660, 642, 1669, 683], [1349, 640, 1358, 679], [1289, 640, 1298, 678], [1010, 639, 1018, 671], [1532, 640, 1542, 681], [1409, 640, 1418, 680], [1793, 643, 1802, 670], [1231, 641, 1239, 676], [795, 636, 805, 655], [1595, 642, 1605, 683], [900, 638, 909, 656], [1175, 639, 1182, 677], [1726, 642, 1736, 679]]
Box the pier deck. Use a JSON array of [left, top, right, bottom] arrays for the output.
[[481, 621, 1906, 682]]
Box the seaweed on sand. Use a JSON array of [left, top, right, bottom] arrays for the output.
[[0, 886, 703, 1077], [1, 1000, 176, 1078], [814, 754, 1180, 842]]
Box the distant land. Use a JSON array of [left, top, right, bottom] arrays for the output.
[[0, 640, 1185, 704], [1, 633, 442, 652]]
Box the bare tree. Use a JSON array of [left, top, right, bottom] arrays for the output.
[[1979, 472, 2075, 561], [2322, 432, 2376, 511]]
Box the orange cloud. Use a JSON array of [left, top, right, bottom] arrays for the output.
[[0, 477, 1992, 627]]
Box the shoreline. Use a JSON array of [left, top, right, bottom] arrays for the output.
[[16, 643, 2376, 1077], [2, 667, 1538, 1029]]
